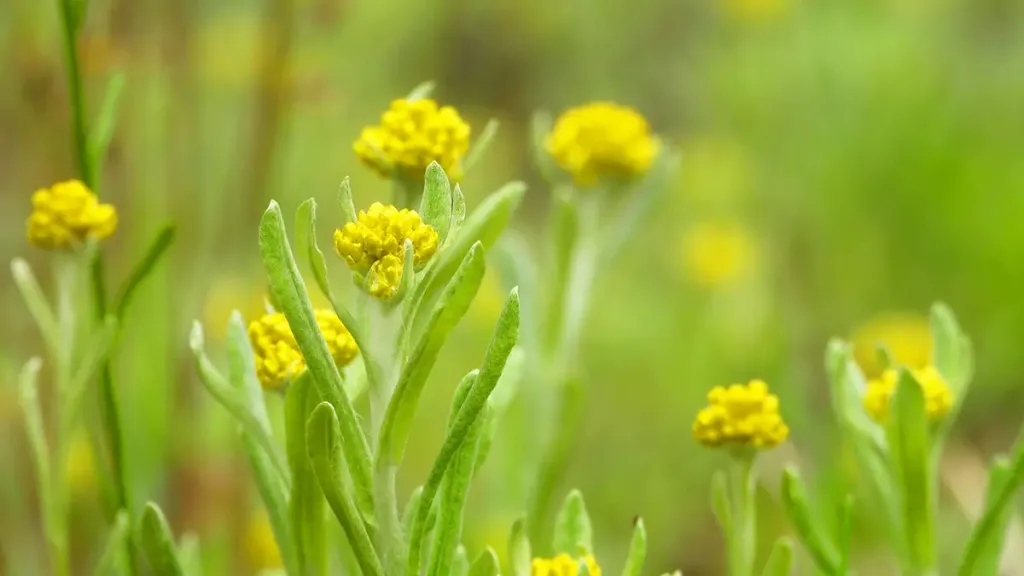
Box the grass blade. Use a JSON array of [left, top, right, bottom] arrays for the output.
[[11, 259, 59, 355], [138, 503, 185, 576], [113, 224, 176, 320], [621, 518, 647, 576]]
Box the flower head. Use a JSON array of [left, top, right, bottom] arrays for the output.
[[546, 102, 659, 187], [693, 380, 789, 448], [851, 313, 932, 379], [354, 98, 471, 180], [26, 180, 117, 250], [681, 221, 757, 289], [531, 554, 601, 576], [863, 366, 952, 422], [248, 310, 357, 389], [334, 202, 439, 299]]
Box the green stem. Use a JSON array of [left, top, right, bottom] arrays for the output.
[[48, 258, 78, 576], [54, 0, 137, 573], [728, 455, 756, 576]]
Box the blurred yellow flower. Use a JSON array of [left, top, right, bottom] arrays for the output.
[[26, 180, 117, 250], [65, 433, 96, 497], [851, 313, 932, 379], [334, 202, 439, 299], [190, 13, 259, 89], [720, 0, 790, 23], [202, 277, 268, 342], [354, 98, 471, 180], [244, 510, 282, 570], [693, 380, 789, 448], [532, 553, 601, 576], [681, 222, 756, 289], [546, 102, 659, 187], [863, 366, 952, 422], [248, 310, 357, 389]]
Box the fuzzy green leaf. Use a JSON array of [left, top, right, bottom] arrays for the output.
[[553, 490, 593, 556], [421, 162, 453, 245], [446, 184, 467, 246], [406, 289, 520, 576], [959, 436, 1024, 576], [508, 517, 531, 576], [452, 546, 470, 576], [761, 537, 794, 576], [94, 510, 131, 576], [463, 119, 500, 175], [113, 224, 176, 319], [11, 259, 59, 355], [621, 518, 647, 576], [931, 303, 974, 433], [139, 503, 186, 576], [710, 471, 731, 534], [64, 315, 117, 420], [259, 201, 375, 520], [837, 494, 854, 575], [468, 547, 501, 576], [780, 467, 840, 574], [177, 533, 202, 576], [886, 369, 935, 572], [407, 81, 435, 101], [427, 373, 486, 576], [972, 458, 1013, 576], [286, 373, 327, 576], [18, 358, 54, 551], [295, 198, 333, 303], [379, 243, 486, 464], [190, 320, 289, 487], [338, 177, 358, 225], [409, 182, 525, 323], [306, 402, 384, 576]]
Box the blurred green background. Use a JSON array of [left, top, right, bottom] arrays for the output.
[[4, 0, 1024, 573]]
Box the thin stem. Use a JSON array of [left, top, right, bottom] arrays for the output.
[[48, 257, 78, 576], [728, 454, 756, 576], [54, 0, 137, 573]]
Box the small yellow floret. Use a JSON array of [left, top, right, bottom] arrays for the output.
[[26, 180, 117, 250], [681, 222, 756, 289], [354, 98, 471, 180], [546, 102, 659, 187], [693, 380, 789, 448], [244, 510, 282, 570], [531, 554, 601, 576], [863, 366, 952, 422], [248, 310, 357, 389], [333, 202, 439, 299]]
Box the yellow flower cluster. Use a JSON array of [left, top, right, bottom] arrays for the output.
[[531, 554, 601, 576], [26, 180, 117, 250], [334, 203, 439, 299], [863, 366, 952, 422], [693, 380, 789, 448], [248, 310, 358, 390], [354, 98, 471, 180], [681, 221, 756, 289], [546, 102, 659, 187]]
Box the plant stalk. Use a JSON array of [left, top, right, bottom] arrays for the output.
[[728, 454, 757, 576]]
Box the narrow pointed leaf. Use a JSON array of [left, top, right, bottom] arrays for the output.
[[761, 537, 794, 576], [295, 198, 333, 304], [621, 518, 647, 576], [259, 201, 374, 520], [306, 402, 384, 576], [94, 511, 131, 576], [139, 503, 186, 576], [468, 547, 501, 576], [11, 259, 59, 354], [553, 490, 593, 556], [710, 471, 731, 534], [286, 373, 327, 576], [508, 518, 531, 576], [114, 224, 176, 319], [959, 438, 1024, 576], [421, 162, 453, 244], [407, 81, 435, 100], [406, 290, 520, 576], [338, 177, 358, 225], [463, 118, 500, 174], [780, 467, 840, 574], [90, 70, 127, 169]]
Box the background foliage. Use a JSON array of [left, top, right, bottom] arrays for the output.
[[3, 0, 1024, 573]]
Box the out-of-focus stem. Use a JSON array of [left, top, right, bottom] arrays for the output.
[[727, 455, 756, 576]]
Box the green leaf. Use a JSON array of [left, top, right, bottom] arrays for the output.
[[286, 373, 327, 576], [421, 162, 453, 245], [18, 357, 54, 552], [405, 289, 520, 576], [710, 471, 731, 534], [407, 80, 436, 100], [63, 315, 118, 429], [259, 201, 375, 520], [761, 537, 794, 576], [379, 243, 487, 464], [338, 177, 358, 225], [90, 71, 127, 170], [825, 339, 886, 451], [453, 546, 470, 576], [94, 511, 131, 576], [295, 198, 333, 303], [409, 182, 525, 323], [886, 369, 935, 572], [779, 467, 840, 574], [468, 547, 501, 576], [837, 494, 854, 575], [139, 503, 186, 576], [306, 402, 384, 576], [621, 518, 647, 576], [553, 490, 593, 556], [427, 373, 487, 576], [508, 518, 531, 576], [542, 186, 578, 349], [463, 118, 500, 175], [190, 320, 289, 487], [11, 259, 59, 355], [403, 486, 424, 537], [959, 440, 1024, 576], [177, 533, 202, 576], [113, 224, 176, 319], [930, 303, 974, 427]]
